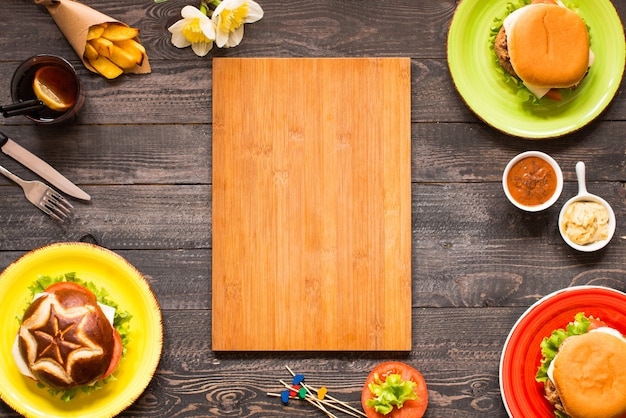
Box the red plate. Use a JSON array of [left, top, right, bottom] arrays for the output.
[[499, 285, 626, 417]]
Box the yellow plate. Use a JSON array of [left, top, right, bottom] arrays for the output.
[[0, 242, 163, 418]]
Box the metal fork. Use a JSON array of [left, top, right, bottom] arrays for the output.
[[0, 164, 73, 221]]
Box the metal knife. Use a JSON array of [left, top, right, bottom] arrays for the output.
[[0, 131, 91, 201]]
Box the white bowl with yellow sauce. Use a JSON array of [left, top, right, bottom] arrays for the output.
[[559, 161, 616, 252]]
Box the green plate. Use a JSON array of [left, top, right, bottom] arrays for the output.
[[447, 0, 625, 139]]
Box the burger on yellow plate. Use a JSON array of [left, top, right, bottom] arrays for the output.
[[493, 0, 594, 101], [12, 273, 131, 402], [536, 312, 626, 418]]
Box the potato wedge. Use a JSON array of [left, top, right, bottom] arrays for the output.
[[83, 42, 99, 61], [114, 38, 145, 65], [101, 23, 139, 42], [109, 44, 138, 70], [89, 37, 114, 57], [89, 56, 123, 79], [116, 38, 145, 54], [86, 24, 105, 41]]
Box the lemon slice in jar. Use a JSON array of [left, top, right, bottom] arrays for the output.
[[32, 66, 77, 112]]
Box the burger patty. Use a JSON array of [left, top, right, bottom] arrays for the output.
[[544, 379, 567, 415], [494, 26, 517, 78]]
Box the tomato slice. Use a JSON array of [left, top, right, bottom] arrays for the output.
[[45, 281, 89, 294], [587, 316, 608, 331], [45, 281, 98, 304], [544, 89, 562, 102], [361, 361, 428, 418], [102, 328, 123, 379]]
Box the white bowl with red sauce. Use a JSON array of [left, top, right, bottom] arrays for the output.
[[502, 151, 563, 212]]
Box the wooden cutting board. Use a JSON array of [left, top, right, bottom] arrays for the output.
[[212, 58, 411, 351]]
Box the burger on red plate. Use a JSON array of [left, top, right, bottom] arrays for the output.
[[12, 277, 127, 401], [493, 0, 593, 101], [536, 312, 626, 418], [361, 361, 428, 418]]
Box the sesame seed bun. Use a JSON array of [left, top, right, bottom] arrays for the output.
[[552, 331, 626, 418]]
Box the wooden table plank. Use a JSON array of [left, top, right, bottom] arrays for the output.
[[2, 58, 625, 124], [0, 307, 523, 417]]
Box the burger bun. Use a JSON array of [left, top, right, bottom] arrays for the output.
[[16, 282, 122, 390], [506, 4, 589, 89], [552, 331, 626, 418]]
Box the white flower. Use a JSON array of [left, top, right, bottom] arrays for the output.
[[168, 5, 216, 56], [212, 0, 264, 48]]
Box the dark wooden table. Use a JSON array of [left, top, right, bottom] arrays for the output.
[[1, 0, 625, 416]]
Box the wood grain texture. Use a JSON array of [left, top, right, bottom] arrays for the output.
[[0, 0, 625, 416], [0, 307, 524, 417], [212, 58, 411, 351]]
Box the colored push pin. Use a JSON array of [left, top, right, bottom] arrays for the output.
[[292, 374, 305, 385], [280, 389, 290, 405], [317, 386, 328, 400]]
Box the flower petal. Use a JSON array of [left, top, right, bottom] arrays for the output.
[[168, 19, 188, 33], [215, 29, 228, 48], [212, 1, 225, 15], [200, 19, 216, 39], [181, 5, 206, 19], [245, 1, 264, 22], [191, 41, 213, 56], [214, 0, 243, 15], [227, 26, 244, 47], [170, 31, 192, 48]]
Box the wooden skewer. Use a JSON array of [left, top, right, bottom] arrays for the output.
[[304, 384, 367, 417], [279, 379, 335, 416], [284, 366, 367, 417], [279, 380, 364, 418], [312, 397, 364, 417], [304, 397, 337, 418], [267, 393, 337, 418]]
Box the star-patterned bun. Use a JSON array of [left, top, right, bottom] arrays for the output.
[[18, 282, 122, 389]]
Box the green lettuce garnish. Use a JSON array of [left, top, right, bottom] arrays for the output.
[[555, 409, 570, 418], [366, 373, 419, 415], [489, 0, 530, 42], [535, 312, 591, 384], [20, 272, 132, 402], [535, 313, 593, 418], [488, 0, 541, 104]]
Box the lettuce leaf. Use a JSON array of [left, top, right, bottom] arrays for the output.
[[535, 312, 591, 383], [488, 0, 538, 104], [488, 0, 530, 42], [366, 373, 419, 415], [21, 272, 132, 402]]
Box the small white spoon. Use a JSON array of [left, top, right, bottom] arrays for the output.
[[558, 161, 616, 252]]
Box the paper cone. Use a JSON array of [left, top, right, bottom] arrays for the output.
[[35, 0, 150, 75]]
